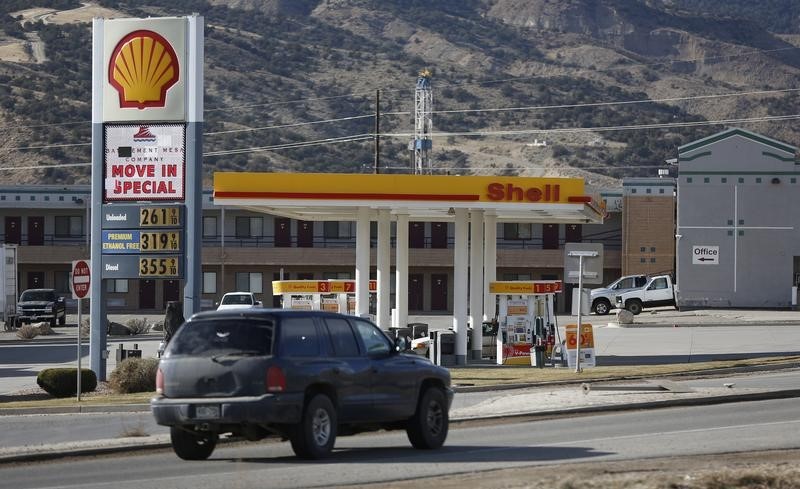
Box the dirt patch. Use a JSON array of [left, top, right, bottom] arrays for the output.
[[0, 40, 31, 63], [339, 450, 800, 488]]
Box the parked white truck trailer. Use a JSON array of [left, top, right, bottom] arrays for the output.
[[1, 244, 18, 331]]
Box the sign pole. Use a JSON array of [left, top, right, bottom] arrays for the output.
[[77, 298, 82, 402]]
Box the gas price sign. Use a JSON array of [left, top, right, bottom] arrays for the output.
[[140, 231, 180, 252], [139, 257, 181, 277]]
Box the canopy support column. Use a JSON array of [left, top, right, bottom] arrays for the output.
[[469, 209, 484, 360], [453, 208, 468, 365], [395, 212, 409, 329], [377, 209, 391, 328], [355, 206, 370, 317]]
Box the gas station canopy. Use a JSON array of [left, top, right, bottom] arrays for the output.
[[213, 173, 605, 224]]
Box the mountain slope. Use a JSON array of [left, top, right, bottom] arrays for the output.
[[0, 0, 797, 189]]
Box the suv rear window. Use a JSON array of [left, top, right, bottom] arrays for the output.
[[167, 318, 274, 357], [280, 317, 320, 357]]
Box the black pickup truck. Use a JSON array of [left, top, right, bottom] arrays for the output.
[[16, 288, 66, 328]]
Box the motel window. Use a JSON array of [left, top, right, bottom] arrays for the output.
[[106, 280, 128, 293], [703, 177, 710, 183], [721, 178, 727, 183], [323, 272, 352, 280], [756, 178, 762, 183], [54, 216, 83, 237], [203, 216, 217, 238], [236, 272, 263, 294], [203, 272, 217, 294], [235, 216, 263, 238], [503, 223, 532, 240], [792, 178, 797, 184], [686, 178, 692, 183], [738, 177, 744, 183], [324, 221, 353, 239], [503, 273, 532, 281], [54, 271, 70, 294]]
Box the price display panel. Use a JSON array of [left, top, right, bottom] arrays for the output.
[[139, 232, 181, 252], [139, 207, 182, 227], [139, 257, 181, 277]]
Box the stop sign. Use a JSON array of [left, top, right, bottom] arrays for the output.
[[72, 259, 91, 299]]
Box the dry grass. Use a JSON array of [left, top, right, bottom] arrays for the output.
[[0, 382, 152, 410], [449, 356, 800, 387]]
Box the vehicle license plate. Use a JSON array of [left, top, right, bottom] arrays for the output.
[[195, 404, 220, 419]]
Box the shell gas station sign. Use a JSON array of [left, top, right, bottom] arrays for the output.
[[102, 18, 186, 121]]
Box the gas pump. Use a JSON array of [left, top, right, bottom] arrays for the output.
[[488, 281, 562, 366], [271, 279, 377, 315]]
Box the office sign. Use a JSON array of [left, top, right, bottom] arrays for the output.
[[692, 245, 719, 265], [104, 124, 186, 202]]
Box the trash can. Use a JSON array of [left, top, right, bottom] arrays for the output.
[[531, 344, 546, 368], [428, 330, 455, 366]]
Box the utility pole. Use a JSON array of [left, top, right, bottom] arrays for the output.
[[374, 89, 380, 174]]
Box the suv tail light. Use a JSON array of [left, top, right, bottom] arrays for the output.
[[266, 366, 286, 393], [156, 368, 164, 395]]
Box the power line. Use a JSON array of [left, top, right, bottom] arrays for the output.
[[382, 113, 800, 138], [203, 134, 374, 157], [205, 114, 374, 136]]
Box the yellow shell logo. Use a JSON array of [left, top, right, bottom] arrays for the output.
[[108, 30, 179, 109]]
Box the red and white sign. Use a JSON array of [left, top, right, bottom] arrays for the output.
[[104, 124, 186, 202], [72, 260, 91, 299]]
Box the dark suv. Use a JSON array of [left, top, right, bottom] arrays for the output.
[[151, 309, 453, 461], [16, 288, 66, 328]]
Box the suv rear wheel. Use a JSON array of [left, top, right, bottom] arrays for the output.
[[290, 394, 337, 459], [170, 426, 217, 460], [406, 387, 448, 449]]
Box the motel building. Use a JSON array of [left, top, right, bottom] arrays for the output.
[[7, 127, 798, 321]]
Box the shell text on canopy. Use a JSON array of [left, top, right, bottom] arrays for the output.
[[108, 30, 179, 110]]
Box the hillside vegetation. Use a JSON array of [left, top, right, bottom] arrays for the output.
[[0, 0, 798, 188]]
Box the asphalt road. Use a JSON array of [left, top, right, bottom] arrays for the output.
[[4, 369, 799, 450], [2, 397, 798, 489]]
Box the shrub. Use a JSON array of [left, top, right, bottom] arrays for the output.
[[125, 318, 151, 335], [109, 357, 159, 394], [37, 368, 97, 398], [16, 324, 39, 340], [36, 322, 54, 335]]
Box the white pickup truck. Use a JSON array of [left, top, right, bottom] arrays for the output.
[[590, 274, 647, 315], [614, 274, 676, 315]]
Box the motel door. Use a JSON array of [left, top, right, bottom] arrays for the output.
[[163, 280, 180, 306], [5, 217, 21, 244], [27, 217, 44, 245], [431, 274, 448, 311], [409, 222, 424, 248], [274, 218, 291, 247], [409, 274, 424, 311], [27, 272, 44, 289], [139, 280, 156, 310], [431, 222, 448, 249], [542, 224, 559, 249], [565, 224, 582, 243], [297, 221, 313, 248]]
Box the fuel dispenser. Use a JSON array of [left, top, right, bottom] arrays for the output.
[[271, 279, 377, 314], [488, 280, 562, 366]]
